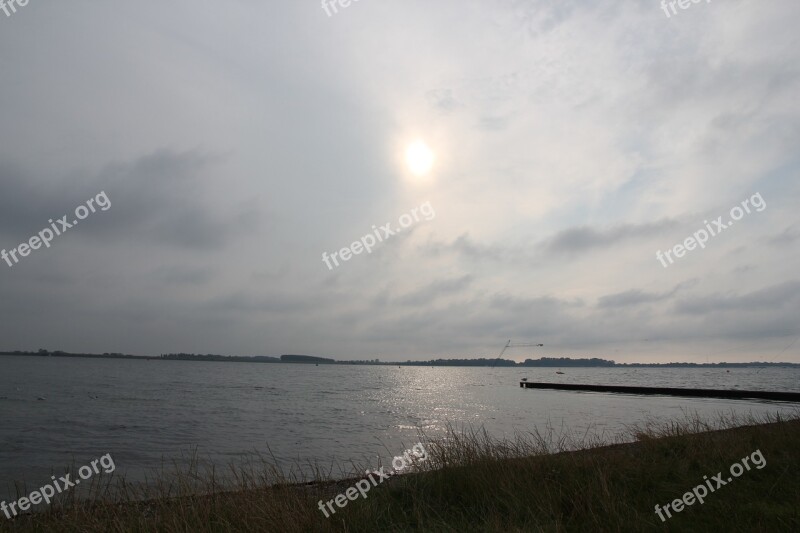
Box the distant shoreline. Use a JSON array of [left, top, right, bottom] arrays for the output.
[[1, 351, 798, 368]]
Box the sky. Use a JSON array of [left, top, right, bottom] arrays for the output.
[[0, 0, 798, 363]]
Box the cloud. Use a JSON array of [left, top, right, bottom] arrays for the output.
[[394, 275, 473, 306], [768, 225, 800, 246], [675, 281, 800, 315], [422, 218, 678, 265], [598, 280, 697, 308], [543, 220, 678, 255], [425, 89, 462, 113], [421, 234, 528, 263], [0, 150, 258, 250], [0, 0, 798, 362]]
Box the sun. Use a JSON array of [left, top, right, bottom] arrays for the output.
[[405, 141, 435, 177]]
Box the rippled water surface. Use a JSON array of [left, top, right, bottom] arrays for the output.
[[1, 356, 798, 497]]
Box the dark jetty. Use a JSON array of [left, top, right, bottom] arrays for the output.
[[519, 382, 800, 402]]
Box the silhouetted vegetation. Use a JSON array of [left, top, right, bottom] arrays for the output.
[[280, 354, 336, 364], [2, 412, 798, 532], [2, 351, 798, 368], [160, 353, 280, 363]]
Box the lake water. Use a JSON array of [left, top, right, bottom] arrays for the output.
[[1, 356, 798, 499]]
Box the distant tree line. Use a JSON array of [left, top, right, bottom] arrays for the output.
[[0, 349, 139, 359], [397, 357, 798, 368], [402, 358, 518, 367], [2, 350, 798, 368], [280, 354, 335, 364], [521, 357, 615, 367], [161, 353, 280, 363]]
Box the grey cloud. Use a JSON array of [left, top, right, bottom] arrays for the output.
[[395, 275, 473, 306], [422, 219, 678, 265], [421, 234, 525, 262], [477, 116, 510, 131], [0, 150, 258, 251], [0, 0, 798, 361], [732, 265, 757, 275], [151, 266, 215, 286], [599, 290, 665, 308], [598, 280, 696, 309], [426, 89, 462, 113], [204, 292, 321, 316], [0, 163, 84, 236], [360, 291, 580, 348], [676, 281, 800, 315], [488, 292, 582, 313], [543, 219, 678, 255], [768, 225, 800, 246]]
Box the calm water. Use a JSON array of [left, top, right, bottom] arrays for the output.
[[1, 356, 798, 498]]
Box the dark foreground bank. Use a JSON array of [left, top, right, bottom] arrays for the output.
[[2, 412, 799, 532]]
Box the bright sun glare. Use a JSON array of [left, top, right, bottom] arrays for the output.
[[405, 141, 435, 177]]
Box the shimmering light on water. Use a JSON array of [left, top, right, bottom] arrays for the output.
[[1, 357, 798, 498]]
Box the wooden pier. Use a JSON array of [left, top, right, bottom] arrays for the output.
[[519, 382, 800, 402]]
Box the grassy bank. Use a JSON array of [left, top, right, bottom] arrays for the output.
[[2, 412, 799, 532]]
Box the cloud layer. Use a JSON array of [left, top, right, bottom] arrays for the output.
[[1, 0, 798, 362]]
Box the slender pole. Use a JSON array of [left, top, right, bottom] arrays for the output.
[[492, 341, 543, 368]]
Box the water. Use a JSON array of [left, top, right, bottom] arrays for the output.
[[1, 356, 798, 498]]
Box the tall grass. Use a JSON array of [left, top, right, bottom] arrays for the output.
[[2, 409, 798, 532]]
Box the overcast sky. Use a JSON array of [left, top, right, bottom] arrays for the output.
[[1, 0, 798, 363]]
